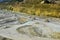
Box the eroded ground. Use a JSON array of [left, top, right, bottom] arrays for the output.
[[0, 10, 60, 40]]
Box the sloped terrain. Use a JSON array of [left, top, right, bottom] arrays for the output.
[[0, 10, 60, 40]]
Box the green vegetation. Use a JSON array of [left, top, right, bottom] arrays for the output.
[[0, 0, 60, 18], [51, 32, 60, 39]]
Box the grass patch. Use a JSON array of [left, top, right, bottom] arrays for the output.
[[0, 0, 60, 18]]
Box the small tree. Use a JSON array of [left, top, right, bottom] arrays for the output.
[[43, 0, 56, 4]]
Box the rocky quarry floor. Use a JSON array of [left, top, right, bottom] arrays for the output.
[[0, 10, 60, 40]]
